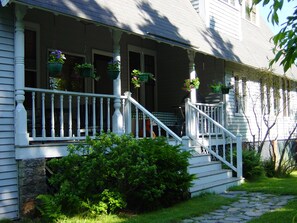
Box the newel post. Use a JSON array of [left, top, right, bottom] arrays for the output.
[[14, 5, 29, 146], [236, 133, 243, 179], [124, 92, 132, 134], [112, 30, 124, 135]]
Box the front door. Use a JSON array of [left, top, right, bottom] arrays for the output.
[[128, 46, 156, 111]]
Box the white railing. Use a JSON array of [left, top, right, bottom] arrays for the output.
[[25, 87, 119, 141], [123, 92, 182, 145], [192, 102, 224, 136], [185, 99, 242, 178]]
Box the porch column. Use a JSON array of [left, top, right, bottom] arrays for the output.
[[187, 50, 197, 103], [112, 30, 124, 134], [14, 5, 29, 146]]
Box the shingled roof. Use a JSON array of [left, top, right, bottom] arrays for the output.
[[2, 0, 296, 79]]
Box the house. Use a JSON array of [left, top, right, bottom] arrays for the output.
[[0, 0, 296, 220]]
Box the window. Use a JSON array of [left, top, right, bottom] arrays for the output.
[[25, 28, 38, 108], [244, 0, 257, 23], [282, 79, 291, 117], [221, 0, 236, 7], [273, 77, 280, 115], [234, 76, 246, 113]]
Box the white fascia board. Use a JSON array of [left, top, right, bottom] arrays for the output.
[[1, 0, 11, 6]]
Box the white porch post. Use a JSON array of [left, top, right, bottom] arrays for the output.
[[14, 5, 29, 146], [187, 50, 197, 139], [188, 50, 197, 103], [112, 30, 124, 134]]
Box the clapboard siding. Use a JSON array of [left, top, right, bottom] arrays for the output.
[[0, 7, 19, 220], [225, 69, 297, 143], [190, 0, 199, 13], [209, 0, 240, 39]]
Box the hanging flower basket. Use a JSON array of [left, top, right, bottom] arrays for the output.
[[48, 62, 63, 76], [74, 63, 99, 80], [131, 69, 155, 88], [211, 85, 222, 93], [107, 70, 120, 80], [107, 60, 120, 80]]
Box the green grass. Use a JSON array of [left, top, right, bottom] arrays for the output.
[[16, 194, 235, 223], [231, 171, 297, 223]]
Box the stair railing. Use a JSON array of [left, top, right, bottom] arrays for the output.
[[123, 92, 182, 145], [185, 99, 242, 178]]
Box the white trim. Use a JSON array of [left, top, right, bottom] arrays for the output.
[[1, 0, 10, 6], [16, 144, 69, 159]]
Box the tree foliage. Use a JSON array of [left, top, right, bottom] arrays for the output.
[[253, 0, 297, 72]]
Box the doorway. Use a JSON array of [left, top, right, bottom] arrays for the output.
[[128, 46, 156, 111]]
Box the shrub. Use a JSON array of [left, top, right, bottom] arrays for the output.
[[242, 149, 264, 180], [37, 133, 194, 218]]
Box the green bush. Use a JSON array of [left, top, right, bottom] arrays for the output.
[[242, 149, 264, 180], [263, 158, 276, 177], [37, 133, 194, 219]]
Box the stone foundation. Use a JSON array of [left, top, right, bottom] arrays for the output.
[[18, 158, 47, 217]]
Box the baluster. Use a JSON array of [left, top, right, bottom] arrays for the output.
[[158, 126, 161, 137], [50, 94, 55, 137], [107, 98, 111, 132], [85, 97, 89, 136], [69, 95, 72, 137], [60, 95, 64, 137], [142, 113, 146, 138], [41, 93, 46, 138], [92, 97, 96, 136], [77, 96, 81, 137], [230, 140, 233, 165], [32, 92, 36, 138], [223, 132, 226, 160], [100, 98, 104, 132], [122, 99, 125, 131], [150, 119, 153, 138], [135, 108, 139, 138]]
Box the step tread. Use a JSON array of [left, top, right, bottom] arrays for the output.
[[190, 177, 240, 193], [195, 169, 231, 178], [189, 161, 221, 168]]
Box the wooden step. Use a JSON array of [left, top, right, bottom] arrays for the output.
[[191, 169, 233, 186], [190, 177, 241, 196], [189, 161, 222, 175]]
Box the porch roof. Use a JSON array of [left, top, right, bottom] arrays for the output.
[[2, 0, 296, 80]]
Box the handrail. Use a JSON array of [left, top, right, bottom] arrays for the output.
[[186, 99, 242, 178], [124, 92, 182, 144], [188, 103, 236, 140], [25, 87, 117, 99]]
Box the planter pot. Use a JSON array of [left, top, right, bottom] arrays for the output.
[[108, 70, 120, 80], [79, 67, 93, 78], [48, 62, 63, 76], [221, 87, 230, 94], [139, 73, 149, 82], [211, 86, 221, 93]]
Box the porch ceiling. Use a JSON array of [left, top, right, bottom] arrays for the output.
[[3, 0, 297, 79]]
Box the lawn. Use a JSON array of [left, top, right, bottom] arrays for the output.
[[231, 171, 297, 223], [10, 193, 236, 223]]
